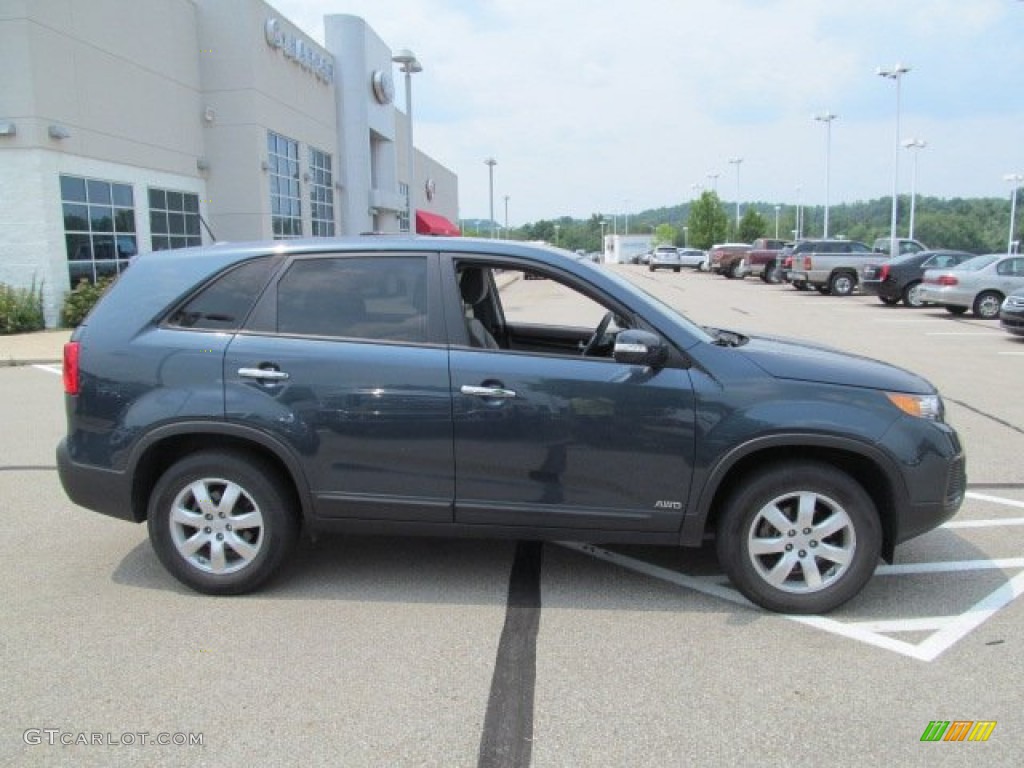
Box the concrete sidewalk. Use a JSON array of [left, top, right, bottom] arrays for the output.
[[0, 329, 71, 366]]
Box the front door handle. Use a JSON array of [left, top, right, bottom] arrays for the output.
[[460, 385, 517, 399], [238, 367, 290, 382]]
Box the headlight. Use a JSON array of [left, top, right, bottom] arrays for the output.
[[886, 392, 944, 421]]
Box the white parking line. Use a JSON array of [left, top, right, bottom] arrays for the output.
[[965, 491, 1024, 510], [559, 493, 1024, 662], [925, 331, 999, 336], [33, 364, 62, 376]]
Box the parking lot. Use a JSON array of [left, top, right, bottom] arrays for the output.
[[2, 265, 1022, 767]]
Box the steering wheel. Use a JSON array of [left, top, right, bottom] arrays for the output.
[[581, 311, 614, 357]]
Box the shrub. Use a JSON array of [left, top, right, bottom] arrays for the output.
[[61, 277, 116, 328], [0, 278, 45, 334]]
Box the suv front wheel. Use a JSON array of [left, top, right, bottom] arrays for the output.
[[147, 451, 299, 595], [716, 462, 881, 614]]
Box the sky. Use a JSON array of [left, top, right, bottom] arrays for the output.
[[270, 0, 1024, 225]]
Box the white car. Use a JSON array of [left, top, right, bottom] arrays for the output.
[[676, 248, 708, 270], [649, 245, 682, 272]]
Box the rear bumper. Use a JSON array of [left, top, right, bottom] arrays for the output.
[[57, 439, 139, 522]]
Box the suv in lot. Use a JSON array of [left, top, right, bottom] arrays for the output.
[[649, 245, 682, 272], [57, 237, 966, 614]]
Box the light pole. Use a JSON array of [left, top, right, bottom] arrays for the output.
[[683, 226, 689, 247], [878, 63, 911, 256], [484, 157, 497, 238], [624, 199, 630, 235], [600, 218, 607, 251], [774, 205, 781, 238], [391, 49, 422, 233], [903, 138, 926, 240], [795, 185, 803, 239], [1006, 173, 1024, 255], [728, 157, 743, 228], [706, 172, 719, 193], [503, 194, 510, 235], [814, 112, 837, 238], [554, 223, 560, 246]]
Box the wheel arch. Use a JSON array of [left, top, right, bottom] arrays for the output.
[[127, 423, 314, 526], [683, 436, 906, 561]]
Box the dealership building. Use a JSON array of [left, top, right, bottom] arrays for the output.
[[0, 0, 460, 325]]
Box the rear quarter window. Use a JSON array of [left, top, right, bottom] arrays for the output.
[[166, 257, 277, 331]]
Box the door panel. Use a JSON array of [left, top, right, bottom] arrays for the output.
[[451, 349, 696, 531]]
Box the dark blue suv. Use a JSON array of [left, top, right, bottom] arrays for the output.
[[57, 237, 966, 613]]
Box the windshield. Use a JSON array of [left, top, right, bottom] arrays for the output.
[[954, 254, 999, 271], [574, 258, 713, 342]]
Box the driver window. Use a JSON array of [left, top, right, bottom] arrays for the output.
[[497, 269, 617, 329]]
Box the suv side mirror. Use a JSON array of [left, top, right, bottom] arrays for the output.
[[613, 329, 668, 368]]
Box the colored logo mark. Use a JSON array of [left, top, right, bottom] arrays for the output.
[[920, 721, 996, 742]]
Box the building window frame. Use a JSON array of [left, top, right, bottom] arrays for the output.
[[60, 174, 137, 286], [309, 147, 335, 237], [269, 131, 302, 239], [398, 182, 410, 233], [149, 187, 202, 251]]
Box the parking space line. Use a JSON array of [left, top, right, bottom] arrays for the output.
[[558, 494, 1024, 662], [32, 364, 61, 375], [944, 518, 1024, 528], [965, 491, 1024, 510]]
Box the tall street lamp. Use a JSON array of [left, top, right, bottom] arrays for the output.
[[484, 157, 497, 238], [903, 138, 927, 240], [795, 185, 803, 239], [877, 63, 911, 256], [814, 112, 837, 238], [706, 172, 719, 193], [683, 226, 689, 247], [554, 223, 560, 246], [623, 199, 630, 235], [503, 195, 510, 234], [728, 157, 743, 228], [391, 49, 422, 233], [1006, 173, 1023, 255], [774, 205, 781, 238]]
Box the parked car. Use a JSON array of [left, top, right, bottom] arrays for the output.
[[785, 239, 875, 296], [1000, 288, 1024, 336], [745, 238, 788, 282], [676, 248, 708, 270], [918, 254, 1024, 319], [57, 237, 965, 614], [649, 245, 682, 272], [708, 243, 752, 278], [872, 237, 928, 257], [862, 250, 976, 307]]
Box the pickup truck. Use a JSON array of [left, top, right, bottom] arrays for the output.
[[745, 238, 787, 282], [784, 239, 875, 295]]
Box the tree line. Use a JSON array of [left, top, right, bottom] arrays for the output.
[[465, 192, 1020, 254]]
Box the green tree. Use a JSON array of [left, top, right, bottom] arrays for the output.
[[652, 223, 678, 247], [737, 208, 767, 242], [686, 191, 728, 250]]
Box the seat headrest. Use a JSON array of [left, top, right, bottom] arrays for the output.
[[459, 268, 489, 305]]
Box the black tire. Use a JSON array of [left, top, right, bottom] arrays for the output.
[[878, 296, 901, 306], [792, 281, 808, 291], [673, 267, 680, 273], [815, 285, 832, 295], [972, 291, 1003, 319], [945, 306, 968, 316], [829, 271, 856, 297], [648, 265, 655, 272], [763, 260, 781, 284], [716, 462, 882, 614], [901, 280, 925, 308], [147, 451, 299, 595]]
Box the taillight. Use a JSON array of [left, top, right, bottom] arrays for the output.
[[803, 256, 813, 269], [879, 265, 890, 281], [63, 341, 80, 395], [937, 275, 959, 286]]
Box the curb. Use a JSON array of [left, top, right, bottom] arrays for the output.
[[2, 358, 62, 367]]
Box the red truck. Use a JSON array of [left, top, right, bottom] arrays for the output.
[[744, 238, 788, 282]]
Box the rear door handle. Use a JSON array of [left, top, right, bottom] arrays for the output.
[[238, 367, 290, 382], [460, 385, 517, 399]]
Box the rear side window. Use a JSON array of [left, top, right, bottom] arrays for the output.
[[276, 256, 428, 342], [167, 257, 277, 330]]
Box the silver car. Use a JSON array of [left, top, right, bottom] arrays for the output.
[[649, 245, 682, 272], [918, 254, 1024, 319]]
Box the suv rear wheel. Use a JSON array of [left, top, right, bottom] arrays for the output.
[[716, 462, 881, 614], [147, 451, 299, 595]]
